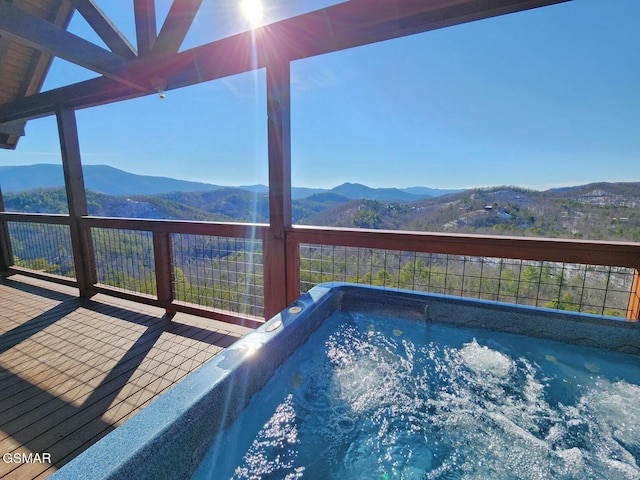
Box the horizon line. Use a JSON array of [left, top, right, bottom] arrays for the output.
[[2, 163, 639, 193]]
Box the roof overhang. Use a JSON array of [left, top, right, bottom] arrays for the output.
[[0, 0, 74, 149]]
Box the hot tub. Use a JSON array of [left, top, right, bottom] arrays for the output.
[[51, 283, 640, 479]]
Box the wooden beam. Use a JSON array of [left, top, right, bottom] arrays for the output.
[[0, 212, 73, 225], [285, 235, 301, 304], [0, 77, 139, 123], [0, 0, 569, 123], [266, 59, 292, 232], [153, 231, 175, 308], [56, 106, 97, 297], [134, 0, 157, 57], [628, 269, 640, 321], [0, 2, 140, 88], [152, 0, 203, 55], [287, 226, 640, 270], [19, 0, 74, 96], [0, 187, 14, 274], [0, 121, 26, 136], [2, 0, 74, 151], [78, 216, 268, 238], [263, 57, 292, 319], [283, 0, 571, 59], [0, 29, 10, 59], [69, 0, 137, 59]]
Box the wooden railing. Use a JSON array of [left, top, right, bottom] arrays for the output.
[[0, 212, 268, 328], [0, 212, 76, 287], [287, 227, 640, 320], [2, 212, 640, 324], [286, 226, 640, 320]]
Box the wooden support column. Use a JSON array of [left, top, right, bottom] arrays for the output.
[[263, 57, 292, 319], [134, 0, 157, 57], [285, 234, 300, 305], [56, 105, 97, 297], [0, 187, 14, 275], [628, 269, 640, 321], [153, 231, 175, 313]]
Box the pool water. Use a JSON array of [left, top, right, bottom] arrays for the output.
[[193, 311, 640, 480]]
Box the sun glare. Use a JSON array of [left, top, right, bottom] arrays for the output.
[[240, 0, 264, 28]]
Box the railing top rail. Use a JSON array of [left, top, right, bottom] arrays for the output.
[[80, 216, 270, 239], [0, 212, 72, 225], [288, 225, 640, 269]]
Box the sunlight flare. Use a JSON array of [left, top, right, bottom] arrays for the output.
[[240, 0, 264, 28]]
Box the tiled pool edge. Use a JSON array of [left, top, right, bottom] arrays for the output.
[[50, 283, 640, 479]]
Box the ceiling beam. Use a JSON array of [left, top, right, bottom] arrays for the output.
[[0, 33, 10, 60], [0, 0, 75, 150], [152, 0, 203, 55], [69, 0, 137, 59], [0, 0, 570, 124], [0, 2, 144, 89], [17, 1, 75, 98], [0, 121, 26, 136], [134, 0, 157, 57], [249, 0, 572, 62]]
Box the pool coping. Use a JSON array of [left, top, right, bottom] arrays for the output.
[[50, 283, 640, 479]]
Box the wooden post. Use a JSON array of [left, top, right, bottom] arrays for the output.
[[263, 56, 292, 319], [134, 0, 157, 57], [0, 187, 14, 275], [628, 269, 640, 321], [56, 105, 97, 297], [285, 234, 300, 304], [153, 231, 175, 312]]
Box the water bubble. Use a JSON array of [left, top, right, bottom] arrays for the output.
[[458, 339, 514, 378], [337, 415, 356, 433]]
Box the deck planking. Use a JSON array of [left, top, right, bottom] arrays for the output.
[[0, 275, 253, 479]]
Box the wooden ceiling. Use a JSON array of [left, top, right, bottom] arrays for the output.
[[0, 0, 569, 150], [0, 0, 73, 149]]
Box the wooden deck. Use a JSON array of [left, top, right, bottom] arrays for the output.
[[0, 275, 254, 480]]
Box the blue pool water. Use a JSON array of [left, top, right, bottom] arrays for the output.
[[194, 310, 640, 480]]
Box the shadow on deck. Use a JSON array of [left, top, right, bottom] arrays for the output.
[[0, 275, 253, 480]]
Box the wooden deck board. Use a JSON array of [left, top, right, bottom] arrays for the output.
[[0, 275, 253, 479]]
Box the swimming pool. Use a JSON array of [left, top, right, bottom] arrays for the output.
[[51, 283, 640, 479]]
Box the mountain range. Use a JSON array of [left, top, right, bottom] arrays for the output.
[[0, 164, 460, 201], [1, 165, 639, 241], [306, 183, 640, 241]]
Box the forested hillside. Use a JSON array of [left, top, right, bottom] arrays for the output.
[[3, 182, 640, 241], [300, 183, 640, 242]]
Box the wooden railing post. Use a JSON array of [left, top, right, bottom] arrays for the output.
[[263, 56, 292, 319], [153, 231, 175, 312], [56, 105, 97, 297], [628, 269, 640, 321], [0, 188, 14, 275], [285, 233, 300, 304]]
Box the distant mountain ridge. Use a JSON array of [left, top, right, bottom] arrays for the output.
[[0, 164, 461, 200], [3, 181, 639, 241], [5, 164, 637, 240], [299, 183, 640, 241], [0, 164, 225, 196]]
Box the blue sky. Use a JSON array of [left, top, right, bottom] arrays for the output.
[[2, 0, 639, 190]]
